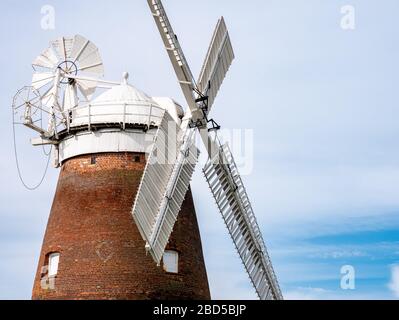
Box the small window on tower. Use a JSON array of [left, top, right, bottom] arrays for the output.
[[48, 252, 60, 277], [90, 156, 97, 165], [134, 155, 141, 163], [163, 250, 179, 274]]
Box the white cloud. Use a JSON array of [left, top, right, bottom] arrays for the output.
[[388, 265, 399, 298], [321, 250, 367, 259]]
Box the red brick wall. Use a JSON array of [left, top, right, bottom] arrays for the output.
[[32, 152, 211, 300]]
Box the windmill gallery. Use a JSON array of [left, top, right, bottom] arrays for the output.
[[12, 0, 283, 300]]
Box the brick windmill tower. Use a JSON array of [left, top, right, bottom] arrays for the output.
[[12, 0, 282, 300]]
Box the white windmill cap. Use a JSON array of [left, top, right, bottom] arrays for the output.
[[93, 72, 156, 105], [93, 84, 155, 104], [70, 73, 164, 129], [61, 72, 185, 164], [71, 72, 184, 129]]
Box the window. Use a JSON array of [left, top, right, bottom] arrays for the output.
[[90, 156, 97, 165], [133, 155, 141, 163], [163, 250, 179, 274], [48, 253, 60, 277]]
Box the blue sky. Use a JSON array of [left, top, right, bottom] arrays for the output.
[[0, 0, 399, 299]]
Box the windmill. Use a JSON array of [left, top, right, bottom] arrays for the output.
[[13, 1, 282, 301]]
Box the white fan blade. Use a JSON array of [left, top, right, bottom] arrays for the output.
[[63, 84, 77, 111], [70, 35, 90, 63], [78, 61, 104, 75], [32, 47, 59, 70], [75, 78, 98, 101], [70, 34, 104, 76], [77, 51, 104, 76], [31, 72, 55, 90], [51, 37, 74, 61]]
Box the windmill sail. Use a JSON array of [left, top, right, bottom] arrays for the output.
[[132, 112, 199, 264], [203, 143, 283, 300], [132, 112, 177, 248], [197, 17, 235, 112], [147, 0, 201, 120], [147, 129, 199, 263]]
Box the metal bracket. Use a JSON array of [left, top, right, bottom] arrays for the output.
[[192, 95, 221, 132], [207, 119, 221, 132], [195, 95, 209, 115], [189, 118, 207, 129]]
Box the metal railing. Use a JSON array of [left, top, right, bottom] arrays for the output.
[[65, 101, 165, 132]]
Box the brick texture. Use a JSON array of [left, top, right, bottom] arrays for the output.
[[32, 152, 211, 300]]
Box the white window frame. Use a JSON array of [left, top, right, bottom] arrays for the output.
[[163, 250, 179, 274], [48, 253, 60, 277]]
